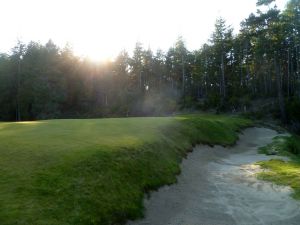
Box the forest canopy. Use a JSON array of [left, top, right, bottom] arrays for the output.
[[0, 0, 299, 127]]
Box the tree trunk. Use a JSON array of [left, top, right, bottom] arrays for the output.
[[264, 72, 268, 95], [221, 53, 226, 99], [297, 46, 300, 98], [287, 48, 290, 98], [274, 54, 287, 123], [139, 70, 143, 91], [16, 57, 21, 121], [182, 55, 185, 96]]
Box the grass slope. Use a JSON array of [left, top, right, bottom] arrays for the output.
[[257, 135, 300, 199], [0, 114, 251, 225]]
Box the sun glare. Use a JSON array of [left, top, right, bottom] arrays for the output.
[[0, 0, 289, 61], [82, 50, 115, 62], [74, 41, 117, 62]]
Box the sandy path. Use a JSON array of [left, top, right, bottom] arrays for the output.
[[128, 128, 300, 225]]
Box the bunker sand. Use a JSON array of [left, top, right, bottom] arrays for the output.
[[128, 128, 300, 225]]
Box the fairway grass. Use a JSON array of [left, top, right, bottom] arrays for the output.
[[0, 115, 251, 225]]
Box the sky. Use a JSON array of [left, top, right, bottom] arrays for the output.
[[0, 0, 289, 61]]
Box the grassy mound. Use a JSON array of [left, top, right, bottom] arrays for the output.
[[0, 114, 251, 225], [257, 135, 300, 200]]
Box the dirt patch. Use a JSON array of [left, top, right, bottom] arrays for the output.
[[127, 128, 300, 225]]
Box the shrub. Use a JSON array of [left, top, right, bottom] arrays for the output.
[[286, 135, 300, 155]]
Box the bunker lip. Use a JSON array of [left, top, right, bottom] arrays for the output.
[[128, 128, 300, 225]]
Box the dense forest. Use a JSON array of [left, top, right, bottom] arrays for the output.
[[0, 0, 299, 128]]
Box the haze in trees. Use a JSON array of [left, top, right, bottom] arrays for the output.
[[0, 0, 299, 131]]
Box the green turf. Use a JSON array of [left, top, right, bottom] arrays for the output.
[[0, 114, 251, 225], [257, 135, 300, 200]]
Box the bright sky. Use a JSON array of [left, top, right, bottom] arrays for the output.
[[0, 0, 288, 61]]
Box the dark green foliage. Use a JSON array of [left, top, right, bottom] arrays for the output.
[[287, 98, 300, 121], [259, 135, 300, 157], [286, 135, 300, 155], [286, 98, 300, 133], [256, 0, 275, 6]]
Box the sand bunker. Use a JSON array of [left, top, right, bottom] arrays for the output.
[[128, 128, 300, 225]]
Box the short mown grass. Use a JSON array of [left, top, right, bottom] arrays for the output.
[[257, 135, 300, 200], [0, 114, 251, 225]]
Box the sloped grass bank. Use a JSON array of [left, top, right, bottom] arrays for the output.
[[0, 115, 251, 225], [257, 135, 300, 199]]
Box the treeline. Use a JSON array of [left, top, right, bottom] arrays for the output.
[[0, 0, 299, 124]]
